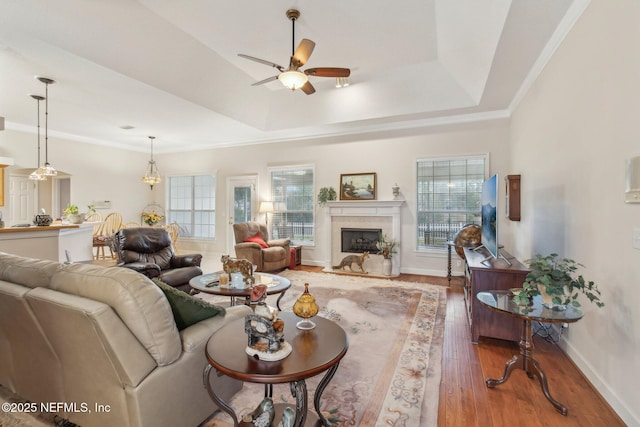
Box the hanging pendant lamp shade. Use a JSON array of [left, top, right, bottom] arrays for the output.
[[142, 136, 161, 189], [35, 77, 57, 177], [29, 94, 47, 181]]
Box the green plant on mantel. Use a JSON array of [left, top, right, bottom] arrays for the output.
[[317, 186, 337, 206], [512, 253, 604, 308]]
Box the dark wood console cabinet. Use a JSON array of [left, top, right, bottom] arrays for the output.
[[463, 247, 529, 343]]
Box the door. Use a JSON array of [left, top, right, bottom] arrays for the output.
[[226, 175, 258, 253], [9, 175, 37, 224]]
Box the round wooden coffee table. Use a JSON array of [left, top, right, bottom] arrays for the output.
[[204, 311, 349, 427], [190, 272, 291, 310]]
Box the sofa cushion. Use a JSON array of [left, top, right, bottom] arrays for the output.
[[153, 279, 225, 330], [49, 263, 182, 366], [244, 233, 269, 248], [0, 252, 61, 289]]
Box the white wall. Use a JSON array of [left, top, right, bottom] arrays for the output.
[[0, 130, 156, 223], [1, 120, 512, 276], [156, 120, 512, 275], [509, 0, 639, 424]]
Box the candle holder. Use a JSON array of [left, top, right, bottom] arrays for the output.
[[293, 283, 319, 330]]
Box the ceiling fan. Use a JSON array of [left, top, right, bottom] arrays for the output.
[[238, 9, 351, 95]]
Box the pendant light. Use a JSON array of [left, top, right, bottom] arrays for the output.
[[35, 76, 57, 177], [142, 136, 161, 189], [29, 94, 47, 181]]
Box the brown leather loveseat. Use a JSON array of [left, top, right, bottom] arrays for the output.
[[114, 227, 202, 292]]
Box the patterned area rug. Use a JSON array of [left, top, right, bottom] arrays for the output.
[[0, 271, 446, 427], [202, 270, 447, 427]]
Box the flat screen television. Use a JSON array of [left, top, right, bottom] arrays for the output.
[[481, 174, 499, 260]]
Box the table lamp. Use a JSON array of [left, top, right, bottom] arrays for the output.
[[259, 201, 274, 224]]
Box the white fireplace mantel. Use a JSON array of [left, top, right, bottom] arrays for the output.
[[324, 199, 405, 276]]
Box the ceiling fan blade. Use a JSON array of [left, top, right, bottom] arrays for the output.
[[300, 81, 316, 95], [291, 39, 315, 68], [252, 75, 279, 86], [305, 67, 351, 78], [238, 54, 285, 71]]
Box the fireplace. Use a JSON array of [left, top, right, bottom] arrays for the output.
[[324, 200, 405, 276], [341, 228, 381, 254]]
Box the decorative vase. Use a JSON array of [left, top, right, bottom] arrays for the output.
[[382, 258, 393, 276], [538, 285, 567, 311], [33, 214, 53, 226], [293, 283, 319, 330], [66, 214, 85, 224]]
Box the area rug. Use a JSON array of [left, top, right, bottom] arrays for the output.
[[202, 270, 447, 427], [0, 271, 446, 427]]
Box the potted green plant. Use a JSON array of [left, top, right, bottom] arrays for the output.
[[64, 204, 85, 224], [317, 187, 337, 206], [376, 234, 398, 276], [513, 253, 604, 309]]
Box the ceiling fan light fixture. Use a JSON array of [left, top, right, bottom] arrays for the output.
[[278, 70, 308, 90], [336, 77, 350, 88]]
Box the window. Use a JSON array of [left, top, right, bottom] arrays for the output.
[[417, 156, 486, 250], [269, 165, 314, 245], [167, 175, 216, 239]]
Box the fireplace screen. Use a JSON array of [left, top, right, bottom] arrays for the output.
[[341, 228, 381, 253]]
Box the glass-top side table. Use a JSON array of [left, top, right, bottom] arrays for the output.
[[476, 290, 584, 415]]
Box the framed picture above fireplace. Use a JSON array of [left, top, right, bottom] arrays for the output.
[[339, 172, 377, 200]]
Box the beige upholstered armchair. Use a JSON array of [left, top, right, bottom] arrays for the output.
[[233, 222, 291, 272]]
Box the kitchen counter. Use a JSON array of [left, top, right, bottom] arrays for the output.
[[0, 223, 96, 262]]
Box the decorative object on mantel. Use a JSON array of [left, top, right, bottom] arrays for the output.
[[293, 282, 320, 329], [142, 136, 161, 189], [376, 233, 398, 276], [339, 172, 376, 200], [333, 252, 369, 274], [33, 208, 53, 226], [513, 253, 605, 309], [31, 77, 58, 178], [28, 94, 47, 181], [317, 186, 337, 206], [392, 183, 400, 199]]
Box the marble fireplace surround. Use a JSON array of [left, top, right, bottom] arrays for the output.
[[323, 200, 405, 276]]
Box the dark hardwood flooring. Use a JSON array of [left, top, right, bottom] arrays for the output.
[[294, 266, 625, 427]]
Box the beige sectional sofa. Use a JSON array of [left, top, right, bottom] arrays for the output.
[[0, 252, 252, 427]]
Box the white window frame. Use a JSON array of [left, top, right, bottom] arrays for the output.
[[166, 173, 216, 240], [268, 164, 315, 246], [416, 155, 488, 251]]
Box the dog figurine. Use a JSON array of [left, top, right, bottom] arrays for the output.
[[333, 251, 369, 273]]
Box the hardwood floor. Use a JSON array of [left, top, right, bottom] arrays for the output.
[[294, 266, 625, 427]]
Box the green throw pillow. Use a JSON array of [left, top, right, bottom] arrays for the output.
[[153, 279, 226, 330]]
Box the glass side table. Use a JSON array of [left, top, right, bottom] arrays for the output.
[[476, 290, 584, 415]]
